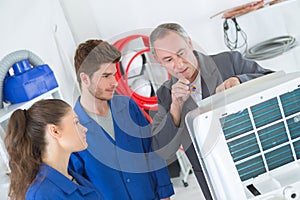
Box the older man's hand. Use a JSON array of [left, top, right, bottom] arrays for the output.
[[216, 77, 240, 93]]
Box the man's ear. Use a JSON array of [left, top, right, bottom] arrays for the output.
[[80, 72, 90, 86], [153, 53, 162, 64], [48, 124, 61, 139], [187, 36, 193, 48]]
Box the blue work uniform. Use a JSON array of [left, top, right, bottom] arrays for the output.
[[26, 163, 104, 200], [69, 95, 174, 200]]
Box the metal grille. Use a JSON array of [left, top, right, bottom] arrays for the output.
[[280, 88, 300, 117], [250, 97, 282, 128], [264, 144, 294, 171], [236, 156, 266, 181], [293, 140, 300, 159], [258, 122, 288, 151], [220, 87, 300, 182], [227, 133, 260, 162], [220, 109, 253, 140]]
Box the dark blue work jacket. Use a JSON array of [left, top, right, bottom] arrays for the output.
[[69, 95, 174, 200]]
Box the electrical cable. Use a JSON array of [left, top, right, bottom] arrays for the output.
[[223, 18, 248, 53], [245, 35, 297, 60]]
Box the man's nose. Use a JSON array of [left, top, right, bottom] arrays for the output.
[[112, 76, 118, 86], [174, 55, 184, 68]]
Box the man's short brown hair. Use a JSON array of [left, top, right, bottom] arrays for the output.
[[74, 39, 121, 88]]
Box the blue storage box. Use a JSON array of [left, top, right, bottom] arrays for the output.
[[4, 59, 58, 104]]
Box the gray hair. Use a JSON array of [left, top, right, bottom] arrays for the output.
[[149, 23, 190, 55]]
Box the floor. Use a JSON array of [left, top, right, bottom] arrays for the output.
[[168, 149, 206, 200], [171, 171, 205, 200]]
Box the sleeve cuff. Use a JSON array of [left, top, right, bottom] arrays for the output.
[[157, 183, 175, 198]]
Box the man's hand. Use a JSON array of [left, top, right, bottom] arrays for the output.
[[170, 78, 190, 127], [160, 198, 170, 200], [171, 78, 190, 105], [216, 77, 240, 93]]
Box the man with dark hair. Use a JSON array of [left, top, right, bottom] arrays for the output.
[[150, 23, 273, 200], [69, 39, 174, 200]]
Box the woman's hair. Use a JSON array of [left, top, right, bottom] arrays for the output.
[[74, 39, 121, 88], [149, 22, 190, 55], [5, 99, 70, 200]]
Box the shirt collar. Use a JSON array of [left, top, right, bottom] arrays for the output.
[[74, 96, 127, 125], [37, 163, 94, 195]]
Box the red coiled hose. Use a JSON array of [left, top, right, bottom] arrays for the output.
[[113, 35, 158, 123]]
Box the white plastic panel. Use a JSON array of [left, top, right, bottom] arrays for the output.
[[186, 72, 300, 200]]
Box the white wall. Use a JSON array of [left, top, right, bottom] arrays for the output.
[[58, 0, 101, 44], [0, 1, 80, 197], [236, 0, 300, 72], [60, 0, 300, 72], [60, 0, 246, 49], [0, 0, 80, 105], [0, 0, 299, 101]]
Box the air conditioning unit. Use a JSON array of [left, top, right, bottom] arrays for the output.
[[185, 71, 300, 200]]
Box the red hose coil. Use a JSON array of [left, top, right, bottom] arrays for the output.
[[113, 35, 158, 122]]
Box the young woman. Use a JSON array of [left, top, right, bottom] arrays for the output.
[[5, 99, 104, 200]]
